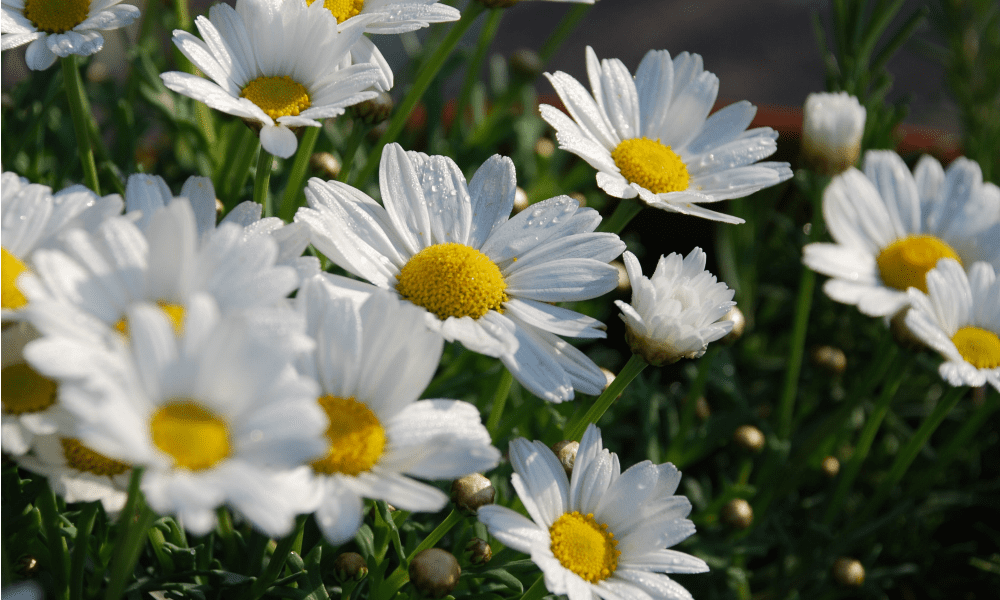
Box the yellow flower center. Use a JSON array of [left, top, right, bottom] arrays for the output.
[[114, 302, 186, 337], [549, 511, 620, 584], [60, 438, 131, 476], [311, 395, 386, 476], [396, 243, 508, 320], [1, 363, 57, 415], [241, 76, 311, 121], [23, 0, 90, 34], [307, 0, 365, 23], [611, 137, 690, 194], [149, 399, 231, 471], [2, 247, 30, 310], [952, 326, 1000, 370], [876, 235, 961, 293]]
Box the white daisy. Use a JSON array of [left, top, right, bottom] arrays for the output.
[[292, 276, 501, 545], [541, 46, 792, 224], [161, 0, 381, 158], [905, 259, 999, 392], [307, 0, 459, 34], [478, 424, 708, 600], [803, 151, 1000, 317], [2, 171, 122, 320], [2, 322, 66, 454], [1, 0, 139, 71], [23, 294, 327, 536], [616, 248, 735, 366], [801, 92, 866, 176], [296, 143, 625, 402]]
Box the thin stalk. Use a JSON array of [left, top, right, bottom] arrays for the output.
[[352, 2, 486, 187], [777, 266, 817, 438], [452, 8, 504, 140], [487, 367, 514, 435], [254, 148, 274, 218], [105, 469, 155, 600], [565, 353, 648, 441], [539, 4, 592, 63], [249, 515, 307, 600], [223, 128, 259, 206], [61, 56, 100, 193], [69, 502, 99, 600], [216, 507, 239, 568], [597, 198, 644, 234], [666, 346, 719, 464], [37, 483, 68, 599], [280, 126, 321, 222], [337, 120, 369, 183]]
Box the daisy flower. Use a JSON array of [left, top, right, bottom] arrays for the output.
[[161, 0, 382, 158], [307, 0, 459, 34], [24, 294, 327, 536], [2, 322, 66, 454], [616, 248, 736, 366], [292, 276, 501, 544], [1, 0, 139, 71], [803, 151, 1000, 317], [905, 259, 999, 391], [801, 92, 866, 176], [541, 46, 792, 224], [478, 424, 708, 600], [296, 144, 625, 402]]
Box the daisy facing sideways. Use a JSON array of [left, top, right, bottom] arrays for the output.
[[161, 0, 381, 158], [478, 424, 708, 600], [541, 46, 792, 224], [803, 151, 1000, 317], [296, 144, 626, 402], [905, 259, 999, 392]]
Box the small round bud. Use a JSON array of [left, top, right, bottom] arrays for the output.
[[569, 192, 587, 207], [348, 91, 394, 125], [215, 198, 225, 220], [611, 261, 630, 293], [720, 306, 746, 345], [310, 152, 341, 180], [695, 396, 711, 421], [535, 138, 555, 158], [832, 557, 865, 587], [512, 187, 530, 215], [721, 498, 753, 530], [451, 474, 495, 512], [333, 552, 368, 582], [810, 345, 847, 375], [551, 440, 579, 476], [509, 48, 544, 80], [821, 455, 840, 478], [733, 425, 765, 453], [409, 548, 461, 598], [465, 537, 492, 565]]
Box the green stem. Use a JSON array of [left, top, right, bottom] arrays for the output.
[[486, 367, 514, 435], [249, 515, 306, 600], [520, 575, 548, 600], [280, 126, 321, 222], [666, 346, 719, 464], [352, 2, 486, 187], [337, 121, 369, 183], [538, 4, 592, 63], [452, 8, 504, 140], [105, 469, 156, 600], [37, 483, 68, 599], [565, 353, 648, 441], [254, 148, 274, 218], [223, 128, 260, 207], [374, 509, 464, 600], [61, 56, 100, 194], [216, 507, 238, 569], [597, 198, 643, 234], [69, 502, 99, 600]]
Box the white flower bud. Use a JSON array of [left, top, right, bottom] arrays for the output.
[[802, 92, 866, 175]]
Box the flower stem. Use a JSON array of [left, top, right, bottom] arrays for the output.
[[565, 353, 648, 441], [452, 8, 504, 140], [249, 515, 306, 600], [486, 366, 514, 435], [666, 346, 720, 465], [598, 198, 644, 234], [279, 126, 321, 222], [539, 4, 592, 63], [61, 56, 100, 194], [352, 1, 486, 187], [37, 482, 68, 599], [254, 148, 274, 218], [337, 120, 369, 183], [222, 128, 260, 207], [69, 502, 99, 600], [105, 469, 155, 600]]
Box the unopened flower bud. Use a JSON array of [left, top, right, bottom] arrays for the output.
[[409, 548, 461, 598], [569, 192, 587, 207], [465, 537, 492, 565], [333, 552, 368, 582], [832, 557, 865, 587], [721, 498, 753, 529], [310, 152, 341, 180], [600, 368, 616, 391], [612, 261, 630, 293], [720, 306, 746, 345], [509, 48, 544, 80], [733, 425, 765, 453], [821, 456, 840, 478], [451, 473, 495, 512], [801, 92, 866, 176], [550, 440, 579, 476], [348, 91, 394, 125], [811, 345, 847, 375], [535, 138, 555, 158], [512, 187, 530, 215], [215, 198, 225, 220]]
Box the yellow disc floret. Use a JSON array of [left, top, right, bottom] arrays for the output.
[[150, 399, 231, 471], [549, 511, 620, 583], [115, 302, 186, 337], [60, 438, 131, 476], [396, 243, 508, 320], [311, 395, 386, 476], [241, 76, 311, 121], [876, 235, 961, 293], [24, 0, 90, 34], [952, 326, 1000, 370], [1, 363, 57, 415], [611, 137, 690, 194], [307, 0, 364, 23], [2, 247, 30, 310]]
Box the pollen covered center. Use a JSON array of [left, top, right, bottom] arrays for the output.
[[24, 0, 90, 34], [952, 326, 1000, 370], [611, 137, 690, 194], [311, 395, 386, 476], [549, 511, 620, 583], [1, 363, 57, 415], [115, 301, 186, 337], [150, 399, 231, 471], [2, 247, 30, 310], [241, 76, 311, 121], [396, 243, 508, 320], [60, 438, 131, 476], [876, 235, 961, 293], [308, 0, 365, 23]]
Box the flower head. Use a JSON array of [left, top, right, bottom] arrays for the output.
[[803, 151, 1000, 317], [308, 0, 459, 34], [905, 259, 999, 391], [801, 92, 866, 175], [541, 46, 792, 224], [616, 249, 735, 366], [1, 0, 140, 70], [478, 425, 708, 600], [296, 143, 625, 402]]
